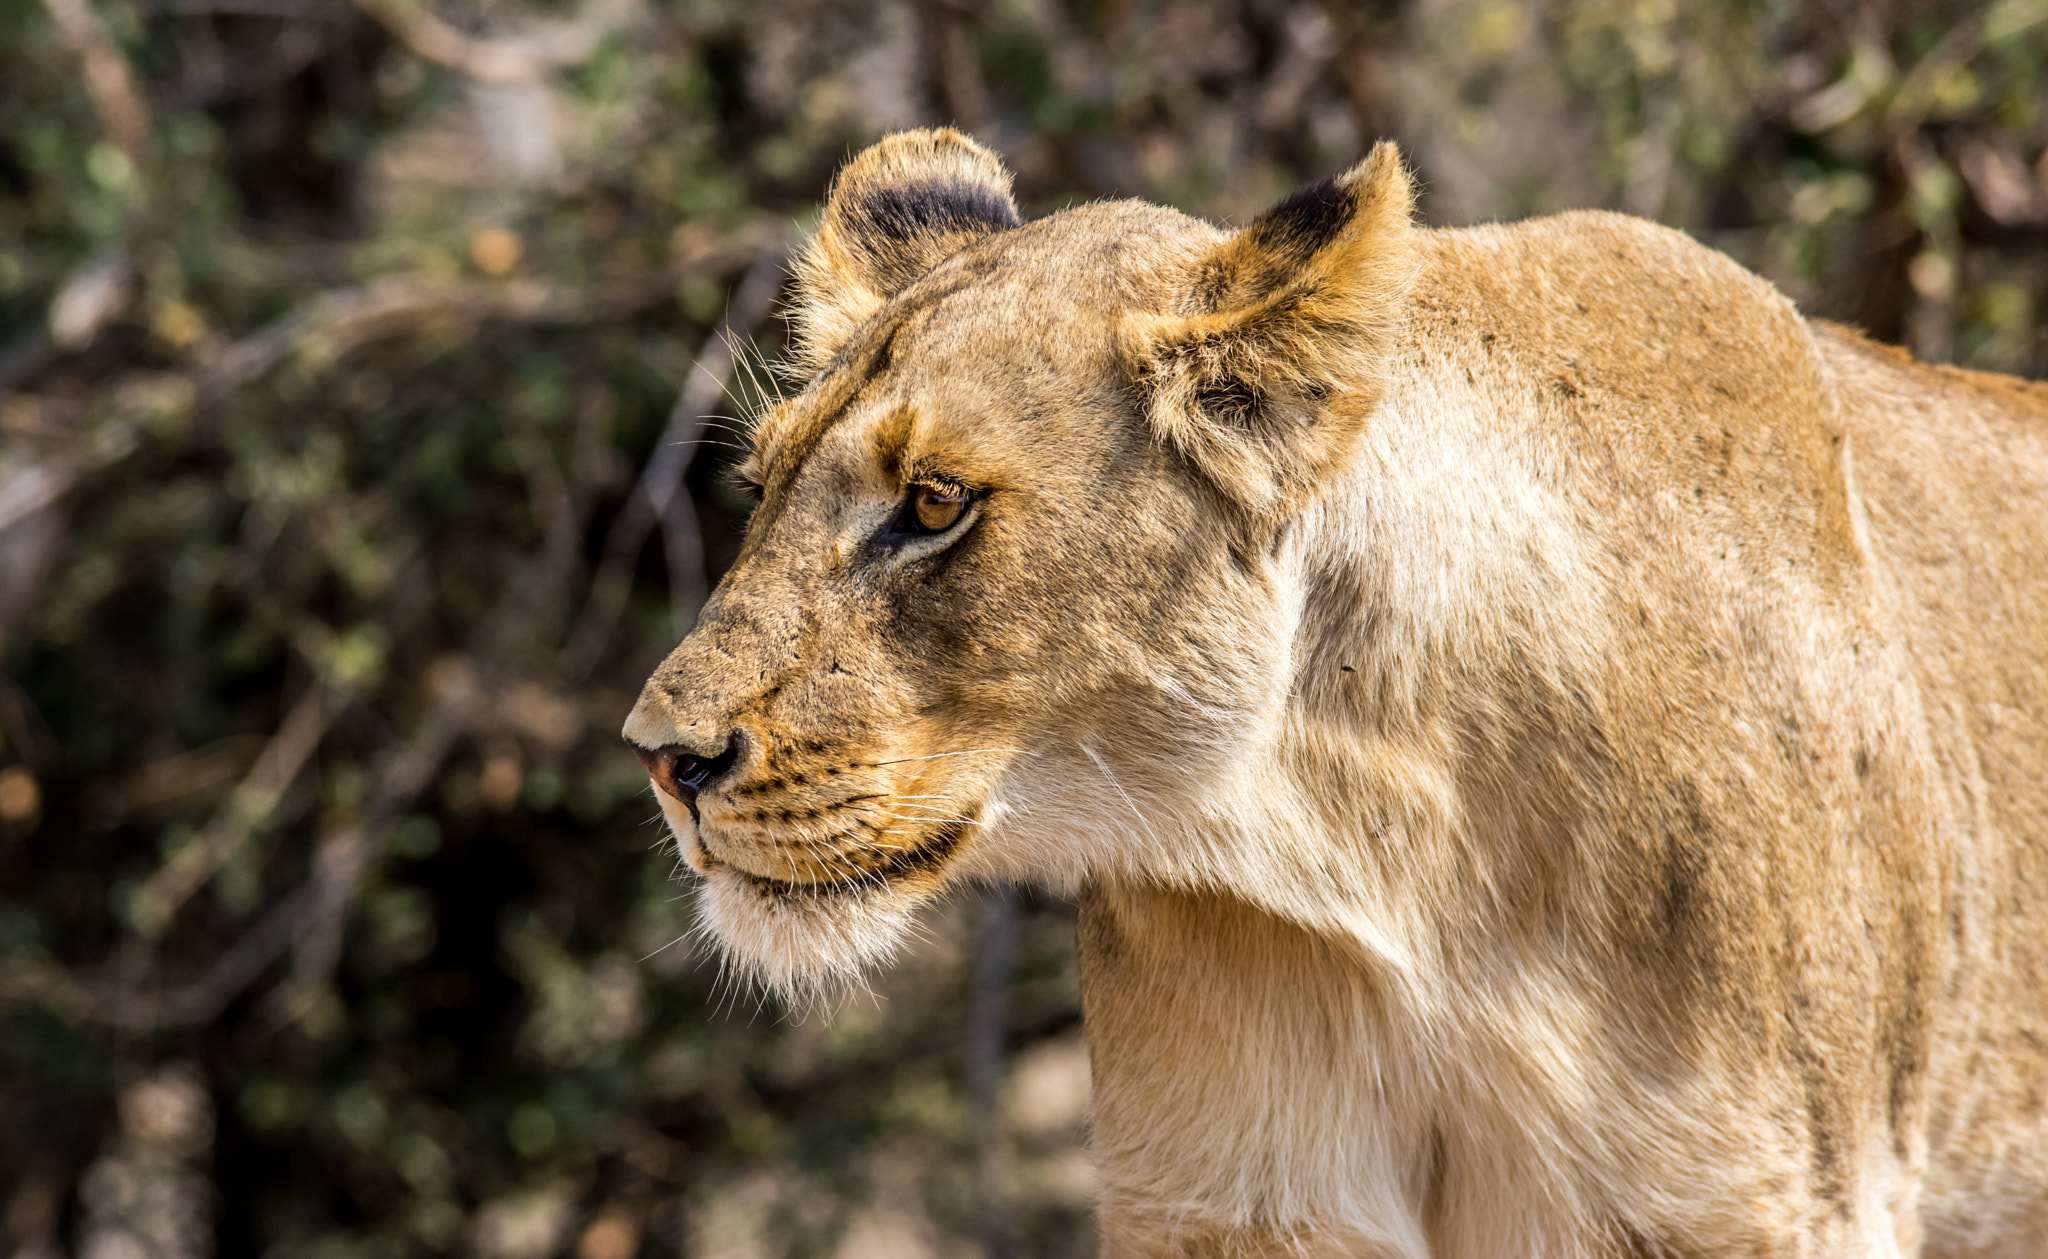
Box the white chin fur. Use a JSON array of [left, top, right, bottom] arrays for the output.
[[693, 868, 924, 1002], [650, 779, 941, 1001]]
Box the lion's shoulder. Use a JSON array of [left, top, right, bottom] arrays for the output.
[[1392, 210, 1846, 535], [1414, 210, 1807, 365]]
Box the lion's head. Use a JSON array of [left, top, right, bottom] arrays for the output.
[[622, 129, 1416, 994]]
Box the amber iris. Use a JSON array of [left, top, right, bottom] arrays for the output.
[[912, 484, 970, 532]]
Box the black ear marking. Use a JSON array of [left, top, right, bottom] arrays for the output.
[[851, 180, 1020, 244], [1248, 176, 1359, 262], [843, 179, 1022, 293], [1191, 174, 1364, 312], [1131, 142, 1415, 519], [790, 129, 1021, 370]]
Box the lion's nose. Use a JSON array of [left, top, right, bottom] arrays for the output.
[[631, 735, 741, 808]]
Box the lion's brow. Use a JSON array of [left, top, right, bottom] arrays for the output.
[[750, 331, 892, 511], [755, 272, 978, 507]]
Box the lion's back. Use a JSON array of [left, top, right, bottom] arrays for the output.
[[1814, 326, 2048, 1255], [1404, 214, 2048, 1251]]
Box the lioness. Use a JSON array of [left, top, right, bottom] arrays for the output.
[[624, 129, 2048, 1256]]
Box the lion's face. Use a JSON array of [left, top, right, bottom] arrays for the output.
[[624, 130, 1415, 991]]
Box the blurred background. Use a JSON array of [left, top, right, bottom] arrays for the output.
[[3, 0, 2047, 1255]]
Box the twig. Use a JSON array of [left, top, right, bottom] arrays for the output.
[[1884, 0, 2048, 133], [498, 396, 592, 658], [558, 242, 790, 675], [0, 955, 94, 1021], [18, 256, 752, 515], [259, 489, 594, 1024], [151, 0, 340, 16], [39, 0, 151, 162], [0, 462, 79, 538], [6, 664, 479, 1031], [202, 271, 682, 398], [0, 239, 775, 1036], [659, 462, 708, 643], [917, 0, 995, 137], [127, 685, 336, 939], [350, 0, 637, 82], [258, 826, 368, 1030]]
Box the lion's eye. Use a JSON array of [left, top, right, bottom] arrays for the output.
[[912, 484, 970, 533]]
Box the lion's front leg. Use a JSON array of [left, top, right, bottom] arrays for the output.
[[1095, 1208, 1417, 1259], [1079, 883, 1444, 1259]]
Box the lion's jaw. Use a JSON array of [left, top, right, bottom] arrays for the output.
[[622, 517, 1294, 997]]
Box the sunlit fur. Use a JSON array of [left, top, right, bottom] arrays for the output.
[[624, 128, 2048, 1256]]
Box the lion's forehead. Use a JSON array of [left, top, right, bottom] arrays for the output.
[[751, 315, 1130, 510], [751, 203, 1209, 479]]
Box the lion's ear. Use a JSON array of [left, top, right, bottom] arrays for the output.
[[1131, 143, 1418, 520], [789, 129, 1021, 372]]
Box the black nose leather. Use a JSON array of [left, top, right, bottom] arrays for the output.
[[632, 736, 740, 810]]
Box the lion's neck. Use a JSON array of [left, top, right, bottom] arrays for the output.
[[1069, 370, 1636, 1254], [1077, 880, 1431, 1256], [1122, 367, 1621, 975], [1077, 879, 1616, 1259]]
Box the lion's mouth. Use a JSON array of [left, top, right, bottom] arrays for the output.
[[697, 818, 973, 900]]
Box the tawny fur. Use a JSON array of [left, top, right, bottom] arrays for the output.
[[623, 128, 2048, 1257]]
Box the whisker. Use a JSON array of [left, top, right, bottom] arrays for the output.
[[638, 933, 691, 963], [723, 330, 786, 426], [871, 803, 983, 825], [811, 821, 907, 855], [1082, 742, 1157, 836], [869, 748, 1026, 767], [874, 812, 984, 829]]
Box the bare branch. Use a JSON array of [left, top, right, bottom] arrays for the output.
[[559, 243, 791, 676], [658, 469, 708, 644], [968, 885, 1019, 1259], [501, 399, 591, 655], [202, 270, 681, 397], [6, 244, 768, 520], [917, 0, 995, 137], [7, 665, 479, 1032], [0, 954, 93, 1021], [0, 462, 78, 539], [127, 685, 336, 939], [350, 0, 638, 83], [1884, 2, 2048, 132], [38, 0, 151, 161]]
